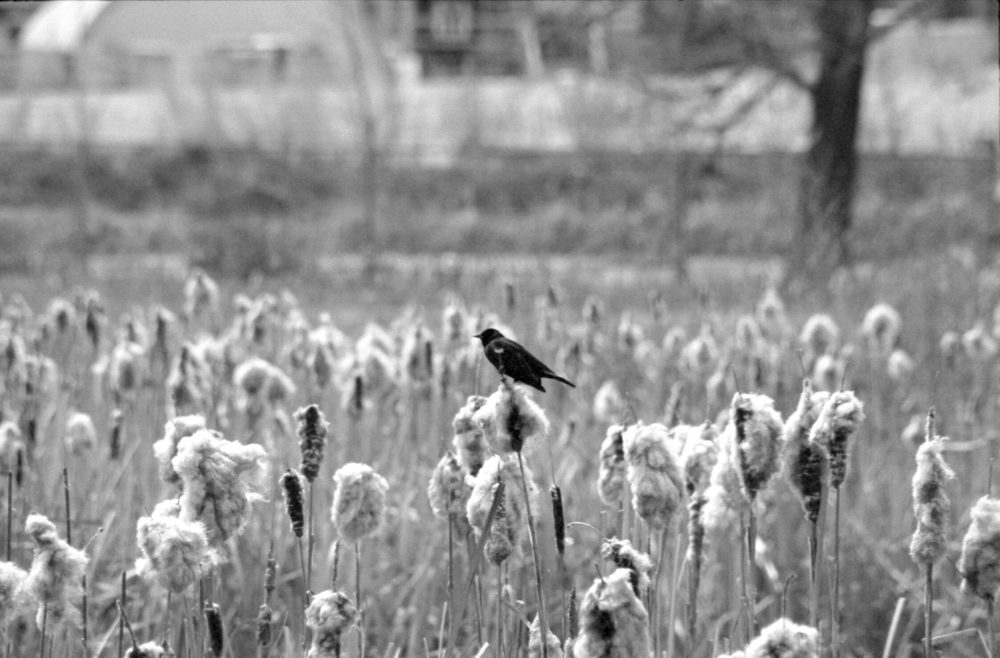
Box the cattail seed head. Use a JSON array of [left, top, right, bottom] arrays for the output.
[[679, 422, 719, 496], [593, 381, 625, 425], [256, 603, 273, 649], [573, 568, 650, 658], [64, 411, 96, 455], [623, 422, 685, 529], [124, 642, 167, 658], [428, 452, 471, 519], [958, 495, 1000, 601], [172, 428, 268, 547], [153, 415, 207, 486], [702, 426, 749, 534], [0, 561, 30, 631], [861, 303, 901, 354], [529, 613, 564, 658], [600, 538, 653, 597], [909, 415, 955, 566], [295, 405, 329, 483], [809, 390, 864, 490], [24, 513, 88, 629], [135, 499, 215, 594], [305, 590, 357, 658], [597, 424, 628, 507], [452, 395, 489, 476], [784, 381, 831, 523], [280, 469, 306, 538], [745, 618, 820, 658], [331, 463, 389, 543], [729, 393, 784, 502], [485, 493, 513, 566], [799, 314, 840, 359], [551, 484, 566, 556], [473, 381, 550, 454], [467, 455, 537, 553]]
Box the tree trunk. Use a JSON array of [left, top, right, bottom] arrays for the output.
[[796, 0, 874, 278]]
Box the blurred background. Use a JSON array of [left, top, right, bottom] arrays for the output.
[[0, 0, 994, 299]]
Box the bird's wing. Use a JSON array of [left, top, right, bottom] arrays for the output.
[[489, 340, 543, 388]]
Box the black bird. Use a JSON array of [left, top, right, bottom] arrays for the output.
[[474, 328, 576, 393]]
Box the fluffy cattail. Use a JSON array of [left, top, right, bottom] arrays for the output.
[[280, 469, 306, 538], [529, 613, 564, 658], [784, 381, 831, 523], [305, 589, 357, 658], [135, 499, 215, 594], [452, 395, 489, 475], [622, 422, 684, 529], [958, 496, 1000, 601], [593, 381, 625, 425], [183, 268, 219, 323], [799, 314, 839, 358], [702, 426, 749, 533], [600, 538, 653, 596], [331, 463, 389, 543], [205, 602, 224, 656], [485, 493, 514, 566], [597, 424, 628, 507], [808, 390, 864, 490], [473, 381, 550, 454], [744, 618, 820, 657], [153, 415, 207, 485], [64, 411, 96, 455], [427, 452, 471, 519], [0, 422, 25, 484], [861, 303, 901, 354], [729, 393, 784, 502], [24, 514, 88, 629], [171, 429, 268, 547], [572, 568, 650, 658], [756, 287, 787, 340], [256, 603, 273, 651], [887, 348, 914, 383], [909, 412, 955, 566], [466, 455, 537, 546], [0, 561, 30, 632], [295, 405, 329, 483], [124, 642, 167, 658], [679, 423, 718, 495]]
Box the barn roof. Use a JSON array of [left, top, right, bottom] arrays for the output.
[[19, 0, 110, 53]]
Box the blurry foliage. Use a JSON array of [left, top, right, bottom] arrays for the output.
[[0, 145, 993, 276]]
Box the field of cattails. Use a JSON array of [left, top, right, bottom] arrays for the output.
[[2, 251, 1000, 657]]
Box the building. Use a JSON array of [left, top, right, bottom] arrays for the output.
[[17, 0, 387, 89]]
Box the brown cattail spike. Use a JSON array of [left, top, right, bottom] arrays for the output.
[[280, 469, 305, 538], [295, 405, 329, 483], [550, 484, 565, 557]]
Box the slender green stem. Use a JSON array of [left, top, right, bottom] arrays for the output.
[[746, 506, 758, 640], [832, 487, 843, 657], [496, 565, 504, 658], [356, 542, 365, 658], [988, 598, 995, 658], [447, 513, 455, 658], [924, 563, 933, 658]]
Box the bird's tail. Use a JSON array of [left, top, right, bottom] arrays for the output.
[[547, 373, 576, 388]]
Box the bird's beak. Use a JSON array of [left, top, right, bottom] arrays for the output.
[[472, 333, 481, 338]]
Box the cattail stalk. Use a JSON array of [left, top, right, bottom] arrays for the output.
[[550, 484, 567, 640], [910, 409, 954, 658], [356, 542, 364, 658], [516, 451, 549, 658]]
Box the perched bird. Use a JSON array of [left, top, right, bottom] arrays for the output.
[[474, 328, 576, 393]]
